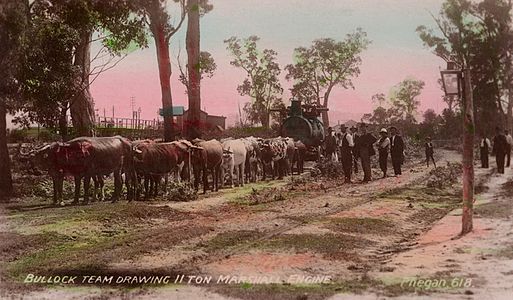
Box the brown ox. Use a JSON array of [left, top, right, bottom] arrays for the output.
[[191, 139, 223, 193]]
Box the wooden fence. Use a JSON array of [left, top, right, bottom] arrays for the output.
[[95, 117, 162, 130]]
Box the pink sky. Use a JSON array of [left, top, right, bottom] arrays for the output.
[[90, 0, 447, 125]]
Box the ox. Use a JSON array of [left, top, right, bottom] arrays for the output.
[[132, 140, 196, 199], [241, 136, 261, 183], [293, 140, 307, 174], [23, 136, 133, 205], [282, 137, 296, 176], [260, 137, 288, 180], [191, 139, 223, 193], [221, 139, 247, 188]]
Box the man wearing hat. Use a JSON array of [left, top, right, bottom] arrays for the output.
[[356, 123, 377, 182], [376, 128, 390, 178], [350, 126, 359, 175], [389, 126, 405, 176], [338, 124, 354, 183], [425, 136, 436, 168], [325, 127, 338, 162]]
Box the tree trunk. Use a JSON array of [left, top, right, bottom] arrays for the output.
[[322, 89, 332, 127], [0, 100, 13, 200], [71, 30, 95, 137], [153, 24, 175, 141], [507, 88, 513, 133], [186, 0, 201, 139], [59, 107, 69, 141], [461, 69, 475, 235]]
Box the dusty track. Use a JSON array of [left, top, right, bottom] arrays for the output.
[[1, 150, 477, 299]]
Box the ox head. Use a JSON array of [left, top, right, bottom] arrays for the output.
[[222, 147, 234, 159], [132, 145, 144, 164], [18, 143, 60, 171]]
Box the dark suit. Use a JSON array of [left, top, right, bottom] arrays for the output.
[[352, 133, 359, 174], [390, 134, 404, 175], [493, 134, 508, 174], [357, 133, 377, 181], [340, 133, 353, 182], [480, 139, 490, 168], [425, 142, 435, 167]]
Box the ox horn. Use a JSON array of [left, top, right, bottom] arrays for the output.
[[132, 145, 143, 154]]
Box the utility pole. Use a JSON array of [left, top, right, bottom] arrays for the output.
[[461, 68, 475, 235], [440, 62, 475, 235]]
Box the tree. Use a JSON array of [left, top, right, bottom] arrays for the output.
[[178, 51, 216, 92], [417, 0, 496, 236], [419, 109, 442, 138], [140, 0, 187, 141], [417, 0, 513, 135], [184, 0, 212, 139], [285, 28, 370, 126], [371, 93, 386, 108], [0, 0, 27, 199], [369, 106, 389, 125], [225, 36, 283, 128], [388, 78, 425, 123], [15, 0, 147, 139]]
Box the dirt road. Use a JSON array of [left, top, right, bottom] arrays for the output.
[[2, 150, 511, 299]]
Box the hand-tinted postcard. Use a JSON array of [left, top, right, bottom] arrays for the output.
[[1, 0, 512, 299]]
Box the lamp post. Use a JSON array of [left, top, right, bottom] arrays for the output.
[[440, 61, 475, 235]]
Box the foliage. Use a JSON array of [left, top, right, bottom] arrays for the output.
[[6, 129, 28, 143], [0, 0, 26, 111], [388, 78, 425, 124], [224, 36, 284, 128], [285, 28, 370, 125], [371, 93, 386, 107], [417, 0, 513, 134], [178, 51, 217, 92], [166, 181, 198, 202], [14, 0, 149, 135], [426, 162, 462, 189], [312, 159, 344, 179], [418, 109, 443, 138]]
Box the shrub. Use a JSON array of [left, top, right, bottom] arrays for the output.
[[165, 181, 198, 202]]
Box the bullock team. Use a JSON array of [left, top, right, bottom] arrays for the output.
[[20, 135, 307, 205]]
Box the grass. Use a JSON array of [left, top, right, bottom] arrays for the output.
[[210, 279, 377, 300], [474, 200, 512, 219], [202, 230, 267, 253], [259, 233, 374, 261], [223, 180, 288, 203], [323, 217, 396, 235], [4, 200, 212, 284]]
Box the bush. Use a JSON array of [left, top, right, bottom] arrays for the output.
[[165, 181, 198, 202], [426, 162, 462, 189], [7, 129, 28, 143], [312, 159, 344, 179]]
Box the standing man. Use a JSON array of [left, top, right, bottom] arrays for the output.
[[389, 126, 405, 176], [356, 123, 377, 183], [505, 130, 512, 167], [492, 126, 508, 174], [325, 127, 337, 162], [480, 134, 491, 168], [376, 128, 390, 178], [339, 125, 354, 183], [350, 126, 359, 175], [425, 136, 436, 168]]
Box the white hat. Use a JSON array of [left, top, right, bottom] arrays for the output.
[[380, 128, 388, 133]]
